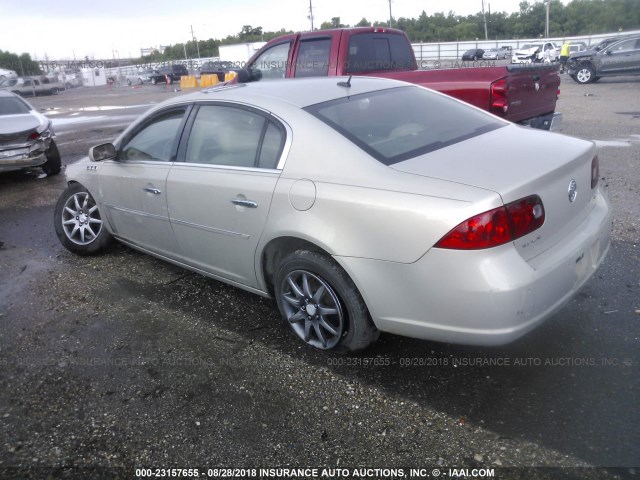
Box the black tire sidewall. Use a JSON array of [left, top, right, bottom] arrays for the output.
[[54, 183, 112, 256], [274, 250, 378, 353], [42, 139, 61, 175]]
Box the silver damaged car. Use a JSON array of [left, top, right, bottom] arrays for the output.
[[53, 77, 612, 352], [0, 90, 61, 175]]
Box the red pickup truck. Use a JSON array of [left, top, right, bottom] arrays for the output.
[[235, 27, 562, 131]]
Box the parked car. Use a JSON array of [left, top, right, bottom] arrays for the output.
[[0, 68, 18, 83], [461, 48, 485, 61], [126, 69, 158, 86], [512, 42, 559, 63], [0, 90, 61, 175], [568, 42, 588, 54], [567, 35, 640, 83], [54, 77, 611, 352], [482, 48, 507, 60], [148, 64, 189, 84], [200, 61, 235, 82]]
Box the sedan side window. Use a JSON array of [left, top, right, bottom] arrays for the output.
[[120, 108, 187, 162], [185, 105, 285, 169]]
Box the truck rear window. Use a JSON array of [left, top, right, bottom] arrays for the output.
[[305, 86, 505, 165], [346, 33, 415, 73]]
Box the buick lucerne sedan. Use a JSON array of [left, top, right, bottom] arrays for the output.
[[54, 77, 611, 352]]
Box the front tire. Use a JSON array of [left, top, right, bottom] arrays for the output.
[[274, 250, 379, 353], [54, 183, 112, 255], [42, 139, 61, 176], [574, 65, 595, 84]]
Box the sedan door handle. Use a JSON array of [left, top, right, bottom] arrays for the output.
[[231, 198, 258, 208], [143, 187, 162, 195]]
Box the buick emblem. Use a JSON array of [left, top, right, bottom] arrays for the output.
[[568, 179, 578, 203]]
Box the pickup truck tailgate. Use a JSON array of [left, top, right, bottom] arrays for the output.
[[500, 64, 560, 123]]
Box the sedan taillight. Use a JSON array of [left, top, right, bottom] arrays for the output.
[[435, 195, 545, 250]]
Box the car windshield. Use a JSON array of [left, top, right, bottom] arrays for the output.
[[521, 44, 541, 49], [0, 96, 31, 115], [305, 86, 505, 165]]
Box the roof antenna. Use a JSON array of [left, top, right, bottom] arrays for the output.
[[337, 75, 352, 88]]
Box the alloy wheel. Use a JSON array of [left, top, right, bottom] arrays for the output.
[[280, 270, 344, 349], [60, 192, 104, 245]]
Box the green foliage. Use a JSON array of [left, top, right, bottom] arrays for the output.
[[0, 50, 41, 75]]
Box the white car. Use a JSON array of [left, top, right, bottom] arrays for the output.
[[0, 68, 18, 84], [512, 42, 559, 63], [53, 77, 611, 352]]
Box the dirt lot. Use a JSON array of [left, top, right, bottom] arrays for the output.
[[0, 76, 638, 480]]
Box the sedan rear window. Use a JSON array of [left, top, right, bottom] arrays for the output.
[[0, 97, 31, 115], [305, 86, 505, 165]]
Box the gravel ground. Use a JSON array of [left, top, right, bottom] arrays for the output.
[[0, 76, 638, 480]]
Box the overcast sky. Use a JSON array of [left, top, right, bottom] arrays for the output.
[[1, 0, 553, 60]]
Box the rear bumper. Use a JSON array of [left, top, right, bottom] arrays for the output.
[[336, 190, 611, 346], [0, 152, 47, 172], [0, 138, 51, 172], [519, 112, 563, 131]]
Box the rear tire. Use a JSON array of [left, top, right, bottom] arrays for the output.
[[274, 250, 379, 353], [54, 183, 112, 255], [42, 139, 61, 176]]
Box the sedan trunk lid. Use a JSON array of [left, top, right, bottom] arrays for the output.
[[390, 125, 598, 262]]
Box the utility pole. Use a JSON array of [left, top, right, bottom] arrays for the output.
[[544, 0, 550, 38], [190, 25, 200, 59], [481, 0, 489, 40], [388, 0, 393, 28], [308, 0, 314, 30]]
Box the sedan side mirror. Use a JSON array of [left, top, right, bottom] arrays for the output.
[[89, 143, 117, 162]]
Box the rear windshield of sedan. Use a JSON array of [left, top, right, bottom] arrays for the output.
[[0, 96, 31, 115], [304, 86, 505, 165]]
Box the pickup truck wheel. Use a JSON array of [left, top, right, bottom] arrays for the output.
[[42, 139, 61, 176], [54, 183, 112, 255], [274, 250, 379, 353], [51, 87, 59, 95], [575, 65, 595, 84]]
